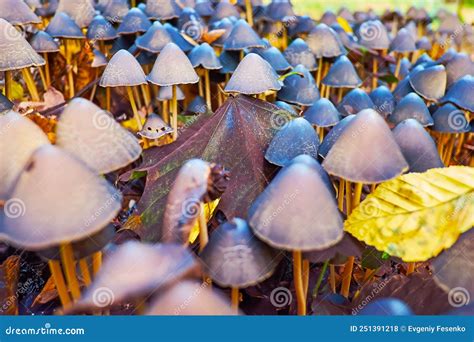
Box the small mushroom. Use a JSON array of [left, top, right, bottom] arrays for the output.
[[440, 75, 474, 113], [136, 21, 172, 54], [29, 31, 59, 89], [138, 112, 173, 146], [57, 0, 95, 28], [145, 0, 182, 21], [117, 7, 152, 35], [390, 92, 434, 126], [277, 64, 320, 106], [319, 114, 355, 158], [321, 55, 361, 101], [0, 0, 41, 25], [283, 38, 317, 71], [303, 98, 341, 140], [251, 45, 292, 73], [223, 19, 265, 56], [369, 85, 396, 118], [337, 88, 375, 116], [409, 65, 447, 102]]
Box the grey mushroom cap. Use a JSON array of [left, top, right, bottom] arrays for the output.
[[248, 162, 343, 251], [416, 36, 432, 51], [0, 19, 45, 71], [370, 85, 396, 118], [91, 49, 108, 68], [446, 53, 474, 87], [283, 38, 318, 71], [200, 218, 282, 288], [189, 43, 223, 70], [265, 118, 319, 167], [277, 64, 320, 106], [57, 0, 96, 28], [219, 50, 239, 74], [390, 93, 434, 126], [389, 28, 416, 53], [55, 98, 142, 174], [409, 65, 447, 101], [323, 109, 408, 183], [274, 101, 298, 116], [440, 75, 474, 112], [118, 7, 152, 35], [322, 55, 362, 88], [432, 103, 471, 133], [223, 19, 265, 51], [136, 21, 172, 54], [156, 85, 185, 101], [393, 76, 415, 101], [195, 0, 214, 17], [185, 95, 209, 115], [304, 98, 341, 127], [163, 23, 194, 52], [138, 113, 173, 139], [225, 53, 281, 95], [413, 53, 434, 68], [212, 17, 234, 48], [210, 1, 240, 24], [147, 43, 199, 86], [393, 119, 444, 173], [0, 0, 41, 25], [252, 46, 292, 73], [290, 154, 335, 196], [98, 0, 129, 22], [337, 88, 375, 116], [306, 23, 347, 58], [100, 49, 147, 87], [319, 115, 356, 158], [145, 0, 182, 20], [87, 15, 118, 41], [357, 20, 390, 50], [390, 57, 411, 81], [2, 145, 122, 250], [45, 12, 85, 39], [29, 31, 60, 53]]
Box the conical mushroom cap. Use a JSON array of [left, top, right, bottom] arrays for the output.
[[0, 93, 13, 112], [0, 111, 50, 200], [370, 85, 395, 118], [189, 43, 222, 70], [145, 280, 236, 315], [441, 75, 474, 112], [277, 64, 320, 106], [225, 53, 281, 95], [446, 53, 474, 87], [100, 49, 147, 87], [219, 50, 239, 74], [283, 38, 317, 71], [416, 36, 432, 51], [200, 218, 281, 288], [91, 49, 108, 68], [389, 28, 416, 52], [409, 65, 447, 101], [45, 12, 84, 39], [147, 42, 199, 86], [390, 93, 433, 126], [337, 88, 375, 116], [87, 15, 118, 41], [304, 98, 341, 127], [98, 0, 129, 22], [212, 17, 234, 48], [323, 109, 408, 183], [138, 113, 173, 139], [223, 19, 264, 51], [195, 0, 214, 17], [248, 162, 343, 251], [264, 0, 295, 22], [0, 19, 45, 71], [265, 118, 319, 167], [393, 75, 415, 101], [319, 114, 355, 158], [307, 23, 347, 58], [118, 7, 152, 35], [2, 145, 121, 249], [57, 0, 95, 27], [252, 46, 291, 73], [163, 23, 194, 52], [390, 57, 411, 81], [145, 0, 182, 20], [56, 98, 142, 174], [322, 55, 362, 88], [432, 103, 471, 133], [0, 0, 41, 25], [357, 19, 390, 50], [392, 119, 443, 173], [413, 52, 433, 68], [210, 1, 240, 23], [156, 85, 185, 101], [275, 100, 297, 116], [29, 31, 60, 53], [74, 242, 200, 310], [290, 154, 335, 196], [290, 15, 316, 36], [136, 21, 172, 53]]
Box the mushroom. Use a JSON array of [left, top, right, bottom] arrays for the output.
[[322, 55, 361, 102], [303, 98, 341, 140], [369, 85, 396, 118], [445, 53, 474, 87], [87, 15, 118, 56], [262, 0, 295, 49], [100, 49, 148, 129], [0, 0, 41, 25], [389, 28, 416, 86], [200, 217, 281, 312], [337, 88, 375, 116], [146, 42, 199, 140], [138, 112, 173, 147], [29, 31, 59, 89], [0, 18, 45, 101], [409, 65, 447, 102], [278, 65, 320, 106], [135, 21, 172, 54], [55, 98, 142, 174], [145, 0, 182, 21], [251, 45, 292, 74], [283, 38, 318, 72], [223, 19, 265, 59], [56, 0, 95, 28], [390, 92, 433, 126], [156, 85, 184, 123], [117, 7, 152, 36]]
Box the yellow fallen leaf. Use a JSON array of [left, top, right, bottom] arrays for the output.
[[188, 199, 220, 244], [337, 16, 353, 33], [345, 166, 474, 262]]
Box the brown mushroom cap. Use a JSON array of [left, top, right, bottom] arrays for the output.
[[1, 145, 121, 250], [100, 49, 147, 87], [0, 111, 50, 200], [0, 18, 45, 71], [56, 98, 142, 174], [200, 218, 282, 288]]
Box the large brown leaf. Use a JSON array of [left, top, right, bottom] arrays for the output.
[[128, 95, 281, 241]]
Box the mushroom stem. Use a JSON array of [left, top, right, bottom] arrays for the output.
[[131, 0, 136, 7], [64, 39, 75, 98], [60, 243, 81, 301], [316, 58, 323, 87], [406, 262, 416, 275], [79, 258, 92, 286], [293, 250, 306, 315], [162, 100, 169, 124], [340, 256, 355, 298], [281, 25, 288, 50], [198, 73, 204, 97], [239, 50, 244, 61], [444, 133, 457, 165], [48, 260, 72, 308], [4, 70, 13, 99], [21, 68, 41, 101], [352, 182, 363, 210], [345, 180, 352, 215], [455, 133, 465, 156], [302, 259, 310, 298], [172, 85, 178, 141], [231, 287, 239, 313], [92, 251, 102, 276], [105, 87, 111, 112], [337, 87, 343, 104], [204, 69, 211, 111], [126, 86, 143, 131], [259, 93, 266, 101], [318, 127, 325, 141], [372, 57, 378, 90], [38, 66, 48, 92], [337, 179, 345, 211], [325, 85, 331, 99], [133, 86, 143, 109], [198, 202, 209, 252], [141, 84, 151, 113], [329, 264, 336, 293], [245, 0, 253, 27]]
